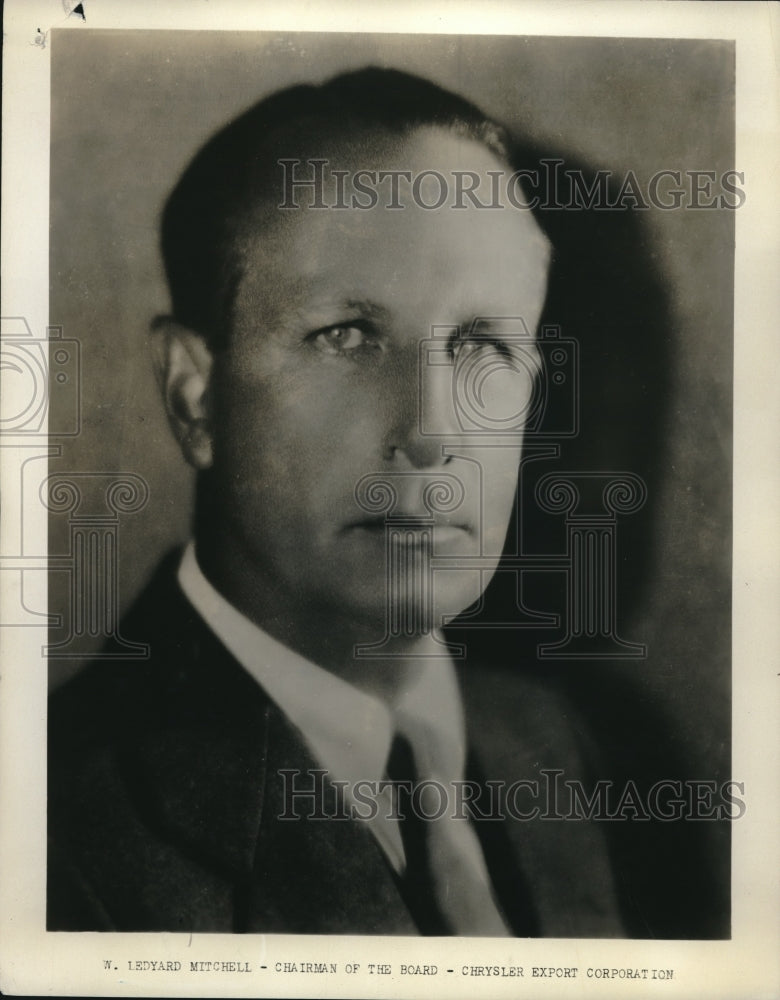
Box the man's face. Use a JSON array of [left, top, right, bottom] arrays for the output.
[[205, 127, 550, 634]]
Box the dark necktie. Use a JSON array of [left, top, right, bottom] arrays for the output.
[[385, 732, 451, 935], [385, 732, 511, 936]]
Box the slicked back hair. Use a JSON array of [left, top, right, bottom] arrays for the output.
[[160, 67, 512, 349]]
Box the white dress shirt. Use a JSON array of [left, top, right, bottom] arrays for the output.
[[178, 542, 508, 932]]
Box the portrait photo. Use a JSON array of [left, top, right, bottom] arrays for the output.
[[42, 26, 734, 939]]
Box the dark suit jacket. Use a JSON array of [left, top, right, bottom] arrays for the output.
[[47, 552, 728, 936]]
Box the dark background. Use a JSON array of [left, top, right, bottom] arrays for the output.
[[48, 30, 733, 860]]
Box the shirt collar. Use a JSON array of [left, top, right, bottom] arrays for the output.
[[177, 542, 469, 878], [177, 542, 394, 791], [178, 542, 466, 783]]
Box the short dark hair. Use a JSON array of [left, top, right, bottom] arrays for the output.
[[160, 67, 512, 349]]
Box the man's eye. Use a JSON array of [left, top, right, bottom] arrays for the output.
[[312, 324, 368, 355]]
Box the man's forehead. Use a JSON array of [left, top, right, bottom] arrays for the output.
[[225, 126, 551, 335], [239, 131, 546, 255], [232, 234, 548, 346], [240, 124, 538, 226]]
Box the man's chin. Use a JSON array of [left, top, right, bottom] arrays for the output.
[[322, 569, 491, 639]]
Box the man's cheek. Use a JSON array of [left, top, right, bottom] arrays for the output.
[[477, 452, 522, 551]]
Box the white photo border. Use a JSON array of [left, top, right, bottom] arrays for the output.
[[1, 2, 778, 998]]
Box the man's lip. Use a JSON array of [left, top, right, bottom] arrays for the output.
[[347, 518, 472, 533]]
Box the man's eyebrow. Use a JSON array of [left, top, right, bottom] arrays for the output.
[[341, 298, 392, 322], [289, 297, 392, 328], [455, 316, 536, 336], [276, 296, 392, 334], [450, 317, 504, 338]]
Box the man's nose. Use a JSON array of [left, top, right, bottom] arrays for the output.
[[382, 348, 461, 468]]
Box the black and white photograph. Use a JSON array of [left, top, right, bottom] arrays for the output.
[[1, 2, 778, 998]]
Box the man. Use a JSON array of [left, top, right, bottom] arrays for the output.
[[47, 68, 722, 936]]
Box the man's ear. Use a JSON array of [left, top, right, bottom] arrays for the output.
[[150, 317, 215, 471]]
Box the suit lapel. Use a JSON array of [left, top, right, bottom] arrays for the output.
[[460, 659, 625, 937], [245, 701, 417, 934], [120, 576, 415, 933], [122, 629, 272, 884]]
